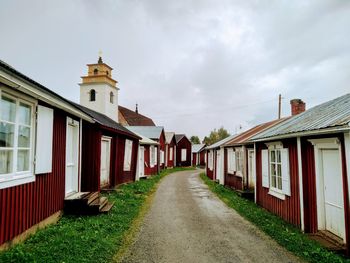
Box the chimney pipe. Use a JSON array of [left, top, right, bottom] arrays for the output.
[[290, 99, 306, 116], [135, 103, 138, 114]]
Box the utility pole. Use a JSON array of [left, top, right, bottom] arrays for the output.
[[278, 94, 282, 119]]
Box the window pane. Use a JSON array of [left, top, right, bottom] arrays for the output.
[[0, 122, 15, 147], [277, 150, 281, 163], [19, 103, 31, 125], [1, 96, 16, 122], [277, 176, 282, 190], [271, 175, 276, 188], [18, 126, 31, 147], [0, 150, 13, 174], [277, 164, 282, 177], [270, 150, 275, 162], [270, 163, 276, 176], [17, 149, 29, 172]]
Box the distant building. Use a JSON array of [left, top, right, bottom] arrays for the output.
[[119, 105, 156, 126]]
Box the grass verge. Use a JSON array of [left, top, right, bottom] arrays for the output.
[[200, 173, 349, 263], [0, 167, 194, 263]]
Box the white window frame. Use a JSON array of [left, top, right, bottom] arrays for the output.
[[154, 146, 158, 166], [160, 150, 164, 164], [235, 147, 243, 176], [208, 150, 213, 170], [227, 148, 236, 174], [123, 139, 133, 171], [150, 145, 155, 168], [169, 147, 173, 161], [264, 141, 290, 200], [181, 148, 187, 161], [0, 87, 37, 189]]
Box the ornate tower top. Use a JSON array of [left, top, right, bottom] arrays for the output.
[[81, 56, 118, 88]]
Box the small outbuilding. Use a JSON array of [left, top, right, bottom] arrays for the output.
[[165, 132, 176, 168], [191, 144, 206, 166], [175, 134, 192, 167]]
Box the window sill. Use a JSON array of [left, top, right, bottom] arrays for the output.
[[235, 172, 243, 177], [0, 174, 35, 190], [268, 189, 285, 200]]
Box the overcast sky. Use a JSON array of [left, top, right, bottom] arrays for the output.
[[1, 1, 349, 139]]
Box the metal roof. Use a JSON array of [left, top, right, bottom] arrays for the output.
[[175, 134, 190, 144], [206, 134, 238, 150], [127, 126, 164, 140], [192, 144, 206, 153], [224, 118, 288, 146], [252, 93, 350, 141], [133, 132, 158, 145], [165, 132, 175, 144], [73, 103, 140, 139]]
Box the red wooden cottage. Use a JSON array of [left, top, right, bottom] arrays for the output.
[[222, 119, 286, 196], [191, 144, 206, 166], [205, 135, 237, 183], [0, 60, 94, 248], [127, 126, 166, 173], [175, 134, 192, 167], [76, 57, 141, 191], [252, 97, 350, 254], [165, 132, 176, 168]]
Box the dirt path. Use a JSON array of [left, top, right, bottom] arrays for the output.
[[120, 170, 302, 263]]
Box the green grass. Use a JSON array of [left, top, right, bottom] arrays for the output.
[[0, 167, 194, 263], [200, 173, 349, 263]]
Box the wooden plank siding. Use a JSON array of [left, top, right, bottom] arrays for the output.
[[176, 137, 192, 167], [144, 145, 158, 176], [199, 151, 206, 166], [256, 139, 301, 227], [192, 153, 197, 166], [166, 141, 175, 168], [224, 148, 244, 190], [159, 130, 166, 170], [206, 151, 214, 180], [0, 108, 67, 246]]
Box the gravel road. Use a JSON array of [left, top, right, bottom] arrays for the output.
[[120, 170, 302, 263]]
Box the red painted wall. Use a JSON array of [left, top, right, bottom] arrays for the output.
[[192, 153, 197, 166], [166, 140, 175, 168], [80, 121, 138, 191], [159, 131, 166, 170], [256, 139, 301, 227], [0, 108, 66, 246], [224, 147, 243, 190], [199, 151, 206, 166], [144, 145, 158, 176], [176, 137, 192, 167], [206, 150, 214, 180]]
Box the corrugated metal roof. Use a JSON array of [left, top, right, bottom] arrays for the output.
[[165, 132, 175, 144], [127, 126, 164, 140], [133, 132, 158, 145], [192, 144, 206, 153], [206, 134, 238, 150], [224, 118, 288, 146], [175, 134, 188, 143], [252, 93, 350, 140]]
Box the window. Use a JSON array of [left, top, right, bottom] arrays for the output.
[[227, 148, 236, 174], [0, 92, 34, 188], [169, 147, 173, 161], [235, 148, 243, 174], [110, 92, 114, 104], [261, 142, 290, 199], [181, 149, 187, 161], [94, 68, 98, 75], [208, 150, 213, 170], [270, 149, 282, 190], [89, 89, 96, 101], [160, 150, 164, 164], [123, 139, 133, 171], [150, 146, 155, 167], [154, 146, 158, 165]]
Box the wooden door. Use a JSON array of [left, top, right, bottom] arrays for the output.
[[321, 149, 345, 240], [100, 137, 111, 188], [65, 118, 79, 196]]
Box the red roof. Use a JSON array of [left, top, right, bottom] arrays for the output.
[[118, 105, 156, 126], [224, 118, 289, 146]]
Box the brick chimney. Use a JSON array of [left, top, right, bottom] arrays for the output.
[[290, 99, 306, 116]]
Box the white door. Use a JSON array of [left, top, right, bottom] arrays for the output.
[[139, 146, 145, 177], [320, 149, 345, 240], [248, 150, 255, 189], [65, 118, 79, 196], [100, 137, 111, 188]]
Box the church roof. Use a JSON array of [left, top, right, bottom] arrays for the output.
[[118, 105, 156, 126]]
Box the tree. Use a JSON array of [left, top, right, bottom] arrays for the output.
[[202, 127, 230, 146], [190, 135, 200, 144]]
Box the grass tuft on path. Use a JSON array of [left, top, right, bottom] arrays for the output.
[[0, 167, 194, 263], [200, 173, 349, 263]]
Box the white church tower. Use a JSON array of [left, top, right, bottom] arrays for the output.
[[80, 56, 119, 122]]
